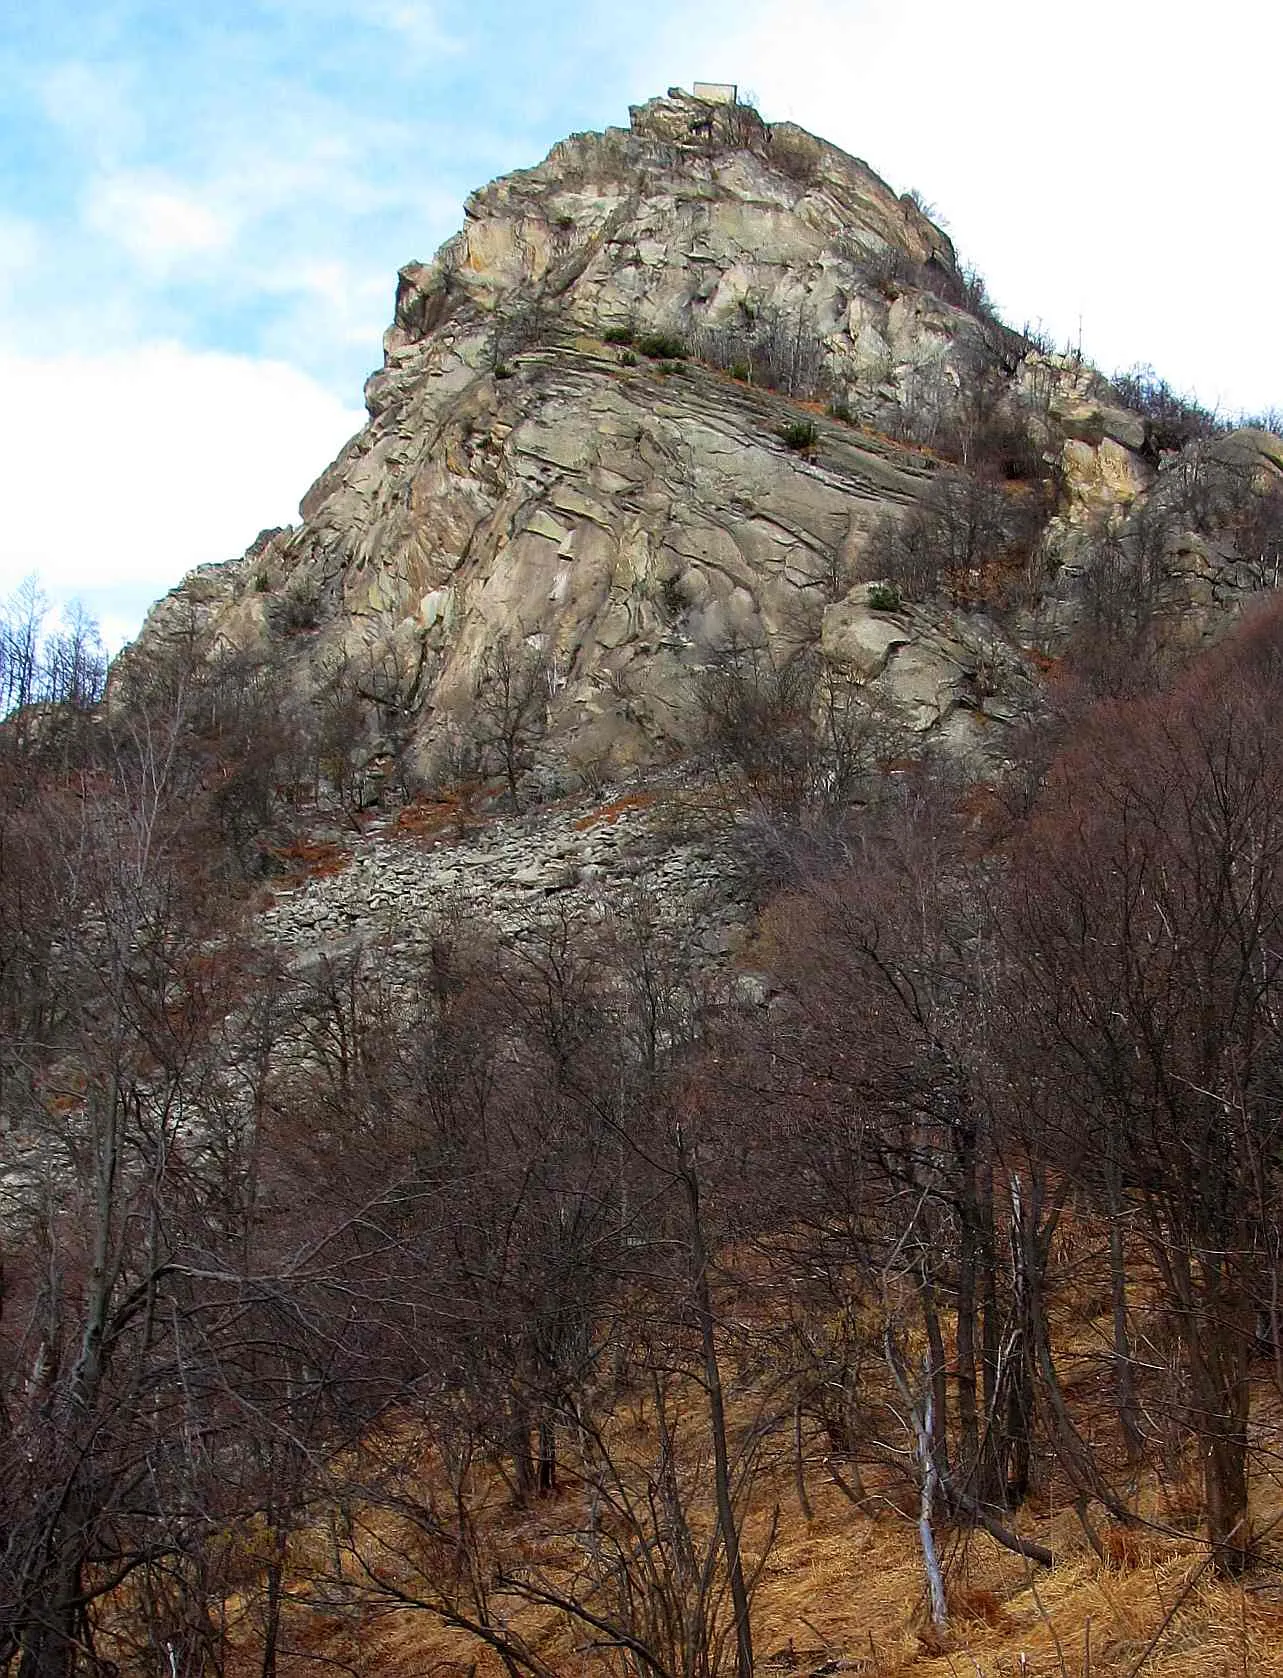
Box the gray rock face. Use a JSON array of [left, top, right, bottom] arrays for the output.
[[130, 90, 1281, 792], [371, 92, 964, 416]]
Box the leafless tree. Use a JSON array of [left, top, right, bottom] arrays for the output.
[[1002, 605, 1283, 1573], [862, 468, 1050, 608], [472, 635, 551, 810], [693, 643, 886, 833]]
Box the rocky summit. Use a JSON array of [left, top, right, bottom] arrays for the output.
[[132, 87, 1283, 805]]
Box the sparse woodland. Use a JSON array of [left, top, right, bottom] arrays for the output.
[[9, 93, 1283, 1666], [9, 509, 1283, 1678]]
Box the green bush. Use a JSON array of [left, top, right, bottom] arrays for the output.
[[730, 360, 751, 382], [778, 419, 818, 452], [603, 325, 635, 345], [618, 349, 638, 367], [494, 362, 514, 380], [638, 332, 685, 360], [867, 582, 901, 612]]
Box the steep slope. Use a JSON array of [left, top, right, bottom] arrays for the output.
[[131, 89, 1283, 800]]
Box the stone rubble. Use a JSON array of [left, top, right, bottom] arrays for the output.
[[256, 781, 756, 971]]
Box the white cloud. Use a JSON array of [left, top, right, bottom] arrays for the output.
[[0, 215, 41, 288], [86, 172, 233, 274], [271, 258, 393, 348], [359, 0, 466, 55], [37, 58, 146, 162], [0, 344, 364, 642]]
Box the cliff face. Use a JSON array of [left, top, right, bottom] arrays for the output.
[[132, 90, 1283, 796]]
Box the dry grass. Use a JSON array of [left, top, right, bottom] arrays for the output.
[[210, 1382, 1283, 1678], [391, 787, 491, 841], [153, 1202, 1283, 1678], [268, 836, 352, 884], [746, 1468, 1283, 1677], [573, 790, 657, 830]]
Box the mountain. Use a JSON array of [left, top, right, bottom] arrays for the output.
[[131, 87, 1283, 804], [17, 91, 1283, 1674]]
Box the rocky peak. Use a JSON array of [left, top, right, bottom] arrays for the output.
[[370, 85, 971, 424], [129, 93, 1283, 812]]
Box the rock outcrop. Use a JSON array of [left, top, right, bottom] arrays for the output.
[[131, 89, 1283, 805]]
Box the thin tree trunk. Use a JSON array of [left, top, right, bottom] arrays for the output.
[[918, 1375, 949, 1636], [537, 1418, 557, 1495], [683, 1156, 754, 1678], [955, 1182, 980, 1489], [977, 1158, 1004, 1504], [511, 1421, 537, 1505], [917, 1265, 949, 1487], [886, 1329, 948, 1636], [261, 1555, 283, 1678], [18, 1549, 81, 1678], [1005, 1174, 1036, 1504], [1105, 1159, 1144, 1467], [1187, 1263, 1253, 1576], [793, 1398, 813, 1520]]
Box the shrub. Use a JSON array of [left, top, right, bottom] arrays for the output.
[[827, 399, 853, 423], [657, 574, 686, 620], [1238, 406, 1283, 435], [253, 571, 271, 593], [891, 364, 1054, 485], [861, 469, 1052, 608], [618, 349, 638, 367], [695, 304, 823, 400], [865, 245, 922, 299], [693, 642, 883, 822], [902, 187, 943, 223], [494, 362, 514, 380], [638, 332, 685, 360], [913, 260, 1038, 373], [779, 419, 818, 452], [769, 127, 823, 186], [1111, 364, 1224, 460], [866, 582, 901, 612], [268, 576, 322, 635], [603, 325, 635, 345]]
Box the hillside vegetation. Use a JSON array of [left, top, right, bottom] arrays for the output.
[[7, 88, 1283, 1678], [8, 584, 1283, 1674]]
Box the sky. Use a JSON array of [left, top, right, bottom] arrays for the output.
[[2, 0, 1281, 647]]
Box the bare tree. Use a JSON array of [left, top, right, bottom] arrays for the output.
[[472, 635, 551, 811], [712, 776, 1056, 1590], [862, 468, 1050, 608], [694, 642, 885, 831], [0, 680, 381, 1672], [1002, 606, 1283, 1574]]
